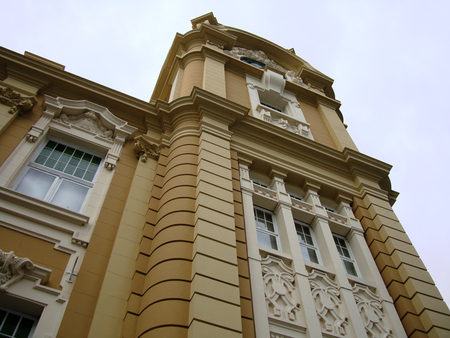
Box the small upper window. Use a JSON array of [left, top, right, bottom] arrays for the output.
[[295, 220, 320, 264], [13, 140, 103, 212], [240, 57, 266, 69], [333, 234, 358, 276], [254, 206, 280, 250]]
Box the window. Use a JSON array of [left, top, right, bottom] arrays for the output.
[[0, 308, 36, 338], [333, 234, 358, 276], [254, 206, 280, 250], [295, 220, 320, 264], [240, 57, 265, 69], [13, 139, 102, 212]]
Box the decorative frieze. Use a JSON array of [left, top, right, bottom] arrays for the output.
[[309, 269, 348, 335], [134, 135, 162, 162], [352, 283, 392, 338], [0, 250, 34, 292], [262, 255, 300, 322], [0, 86, 37, 115]]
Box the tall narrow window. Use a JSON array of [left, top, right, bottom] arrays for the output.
[[333, 234, 358, 276], [254, 206, 280, 250], [295, 220, 320, 264], [13, 140, 102, 212]]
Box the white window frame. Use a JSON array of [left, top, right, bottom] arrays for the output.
[[0, 306, 38, 338], [246, 72, 313, 139], [333, 233, 360, 277], [253, 205, 281, 251], [11, 138, 104, 213], [294, 220, 321, 264]]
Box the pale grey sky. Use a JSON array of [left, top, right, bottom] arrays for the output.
[[2, 1, 449, 305]]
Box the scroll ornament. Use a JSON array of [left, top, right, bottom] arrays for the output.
[[0, 87, 36, 115], [0, 250, 35, 292]]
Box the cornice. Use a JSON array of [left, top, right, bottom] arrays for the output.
[[231, 116, 395, 198], [153, 86, 249, 136], [0, 47, 153, 132]]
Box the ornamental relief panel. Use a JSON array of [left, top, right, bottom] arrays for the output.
[[352, 283, 392, 338], [54, 110, 114, 140], [261, 255, 300, 322], [308, 269, 348, 336]]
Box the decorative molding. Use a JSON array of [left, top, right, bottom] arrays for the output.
[[254, 184, 277, 200], [0, 250, 34, 291], [0, 86, 37, 115], [26, 110, 54, 142], [258, 105, 310, 137], [262, 255, 300, 322], [270, 333, 293, 338], [352, 283, 392, 338], [45, 95, 137, 170], [291, 199, 314, 214], [225, 47, 307, 87], [134, 135, 162, 162], [206, 39, 224, 49], [54, 111, 114, 140], [309, 269, 348, 335]]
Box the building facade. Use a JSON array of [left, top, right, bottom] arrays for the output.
[[0, 13, 449, 337]]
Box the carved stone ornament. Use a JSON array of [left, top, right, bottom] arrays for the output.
[[352, 283, 392, 338], [309, 269, 348, 335], [206, 39, 224, 49], [0, 86, 36, 115], [134, 135, 162, 162], [261, 255, 300, 322], [54, 111, 114, 140], [0, 250, 34, 292], [259, 108, 310, 137], [224, 47, 307, 88]]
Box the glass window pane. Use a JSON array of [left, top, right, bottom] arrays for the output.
[[64, 147, 74, 155], [59, 154, 71, 164], [269, 235, 278, 250], [0, 313, 20, 335], [15, 169, 55, 200], [55, 162, 66, 171], [266, 221, 274, 232], [35, 155, 46, 165], [73, 150, 83, 159], [87, 163, 99, 173], [79, 160, 89, 170], [257, 231, 278, 250], [0, 309, 5, 324], [304, 234, 314, 245], [64, 165, 76, 175], [69, 157, 80, 166], [344, 260, 358, 276], [46, 140, 57, 149], [92, 156, 101, 165], [74, 169, 85, 178], [307, 248, 319, 263], [83, 172, 94, 182], [82, 153, 92, 162], [44, 158, 56, 168], [49, 149, 62, 160], [51, 180, 89, 212], [15, 317, 34, 338]]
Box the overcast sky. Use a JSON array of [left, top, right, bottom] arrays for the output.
[[3, 1, 449, 306]]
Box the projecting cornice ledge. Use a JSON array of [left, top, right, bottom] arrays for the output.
[[343, 148, 399, 205], [154, 87, 250, 134]]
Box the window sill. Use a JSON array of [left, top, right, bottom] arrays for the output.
[[0, 186, 89, 227]]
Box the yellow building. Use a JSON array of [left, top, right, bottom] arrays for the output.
[[0, 13, 449, 337]]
